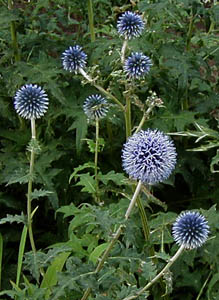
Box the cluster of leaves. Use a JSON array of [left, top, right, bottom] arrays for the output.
[[0, 0, 218, 299]]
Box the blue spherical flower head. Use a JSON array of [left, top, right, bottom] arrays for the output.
[[14, 84, 49, 119], [124, 52, 152, 79], [83, 94, 108, 120], [172, 211, 209, 250], [122, 129, 177, 185], [117, 11, 144, 39], [61, 45, 87, 73]]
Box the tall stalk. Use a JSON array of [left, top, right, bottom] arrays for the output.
[[81, 181, 143, 300], [94, 117, 100, 203], [186, 14, 196, 52], [27, 118, 37, 254], [121, 40, 132, 139], [87, 0, 95, 42], [124, 95, 132, 138], [121, 39, 128, 64], [8, 0, 20, 62]]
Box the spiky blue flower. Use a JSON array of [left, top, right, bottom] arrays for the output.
[[117, 11, 144, 39], [121, 129, 177, 185], [14, 84, 49, 119], [172, 211, 209, 249], [83, 94, 108, 120], [61, 45, 87, 73], [124, 52, 152, 79]]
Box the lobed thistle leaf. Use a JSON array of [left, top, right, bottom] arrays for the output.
[[117, 11, 144, 39], [124, 52, 152, 79], [14, 84, 49, 119], [121, 129, 177, 185], [83, 94, 108, 120], [61, 45, 87, 73], [172, 211, 209, 249]]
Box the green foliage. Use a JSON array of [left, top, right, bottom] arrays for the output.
[[16, 226, 28, 287], [0, 0, 218, 299], [0, 214, 26, 225]]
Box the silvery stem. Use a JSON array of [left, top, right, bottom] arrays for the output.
[[122, 244, 185, 300], [125, 180, 142, 219]]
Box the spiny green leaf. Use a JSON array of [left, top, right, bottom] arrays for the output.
[[89, 243, 109, 264], [69, 162, 95, 184], [211, 149, 219, 173], [68, 112, 88, 153], [139, 259, 157, 283], [84, 138, 105, 153], [155, 251, 171, 261], [24, 246, 72, 283], [98, 170, 126, 186], [75, 173, 96, 194], [0, 213, 26, 225], [173, 111, 196, 131], [40, 252, 71, 299], [6, 170, 32, 186], [31, 189, 53, 200], [188, 141, 219, 152], [24, 251, 45, 283], [56, 203, 80, 219], [0, 129, 29, 145], [0, 7, 20, 27], [0, 290, 17, 297]]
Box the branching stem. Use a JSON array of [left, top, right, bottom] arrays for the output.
[[80, 180, 143, 300], [122, 244, 185, 300], [79, 68, 125, 111], [135, 105, 154, 134], [27, 118, 37, 254]]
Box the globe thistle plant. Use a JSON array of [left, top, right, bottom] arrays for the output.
[[61, 45, 87, 73], [172, 211, 209, 249], [13, 83, 50, 256], [83, 94, 108, 203], [14, 84, 49, 119], [83, 94, 108, 120], [122, 129, 177, 185], [119, 212, 210, 300], [124, 52, 152, 79], [117, 11, 144, 39]]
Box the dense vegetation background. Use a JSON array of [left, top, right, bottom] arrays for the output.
[[0, 0, 218, 299]]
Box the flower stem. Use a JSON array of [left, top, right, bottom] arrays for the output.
[[125, 181, 142, 219], [186, 14, 196, 51], [79, 68, 125, 111], [135, 105, 154, 134], [136, 186, 169, 300], [196, 271, 212, 300], [135, 197, 150, 244], [80, 180, 143, 300], [122, 244, 185, 300], [121, 39, 128, 64], [8, 0, 20, 62], [87, 0, 95, 42], [94, 117, 100, 203], [27, 118, 37, 254], [121, 39, 132, 139], [124, 95, 132, 138]]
